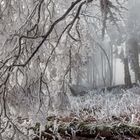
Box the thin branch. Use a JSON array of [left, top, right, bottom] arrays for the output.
[[14, 0, 83, 67]]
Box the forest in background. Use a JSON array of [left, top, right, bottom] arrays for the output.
[[0, 0, 140, 139]]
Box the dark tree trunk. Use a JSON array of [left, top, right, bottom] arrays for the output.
[[124, 58, 132, 87], [69, 46, 72, 84], [126, 38, 140, 83]]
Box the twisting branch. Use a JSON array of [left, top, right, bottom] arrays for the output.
[[14, 0, 84, 67], [68, 1, 86, 41]]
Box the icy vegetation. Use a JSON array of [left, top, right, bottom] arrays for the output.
[[69, 87, 140, 123], [1, 87, 140, 140], [27, 86, 140, 125]]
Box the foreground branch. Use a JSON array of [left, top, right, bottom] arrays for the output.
[[14, 0, 84, 67]]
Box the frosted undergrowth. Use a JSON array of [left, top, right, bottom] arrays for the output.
[[69, 87, 140, 122], [1, 87, 140, 140]]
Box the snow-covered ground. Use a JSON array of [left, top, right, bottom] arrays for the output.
[[1, 87, 140, 140], [69, 87, 140, 124]]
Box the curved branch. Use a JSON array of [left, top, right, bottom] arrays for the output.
[[14, 0, 84, 67]]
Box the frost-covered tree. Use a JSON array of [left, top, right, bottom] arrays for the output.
[[0, 0, 128, 139], [126, 0, 140, 82]]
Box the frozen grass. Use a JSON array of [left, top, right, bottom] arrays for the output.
[[1, 87, 140, 140], [11, 86, 140, 126], [68, 87, 140, 124]]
